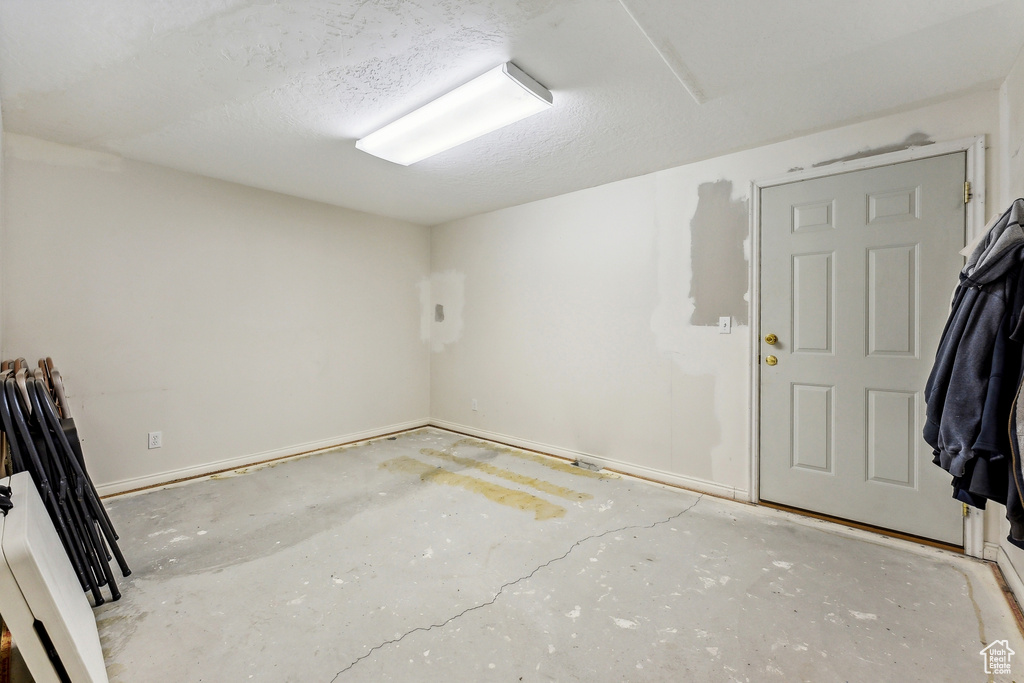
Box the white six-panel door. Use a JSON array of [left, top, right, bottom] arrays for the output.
[[759, 153, 967, 545]]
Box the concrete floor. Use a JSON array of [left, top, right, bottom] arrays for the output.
[[90, 427, 1022, 682]]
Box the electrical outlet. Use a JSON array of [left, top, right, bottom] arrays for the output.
[[148, 431, 162, 449], [472, 399, 478, 411], [718, 316, 731, 334]]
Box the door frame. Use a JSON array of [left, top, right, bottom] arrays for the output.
[[749, 135, 987, 556]]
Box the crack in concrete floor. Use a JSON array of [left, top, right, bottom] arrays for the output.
[[329, 495, 705, 680], [95, 428, 1024, 681]]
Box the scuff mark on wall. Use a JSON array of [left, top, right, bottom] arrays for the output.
[[689, 180, 748, 326], [811, 132, 933, 168], [418, 270, 465, 352]]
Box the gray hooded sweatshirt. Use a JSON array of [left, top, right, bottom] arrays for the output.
[[925, 198, 1024, 477]]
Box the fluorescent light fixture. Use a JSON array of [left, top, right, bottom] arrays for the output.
[[355, 62, 553, 166]]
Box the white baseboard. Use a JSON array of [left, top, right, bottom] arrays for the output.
[[98, 418, 749, 501], [997, 545, 1024, 609], [96, 418, 430, 497], [985, 541, 1003, 563], [428, 420, 749, 501]]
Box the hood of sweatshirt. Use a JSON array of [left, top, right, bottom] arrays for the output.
[[964, 198, 1024, 287]]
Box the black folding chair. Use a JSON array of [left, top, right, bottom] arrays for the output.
[[2, 374, 98, 602], [0, 361, 132, 605], [31, 376, 129, 577], [45, 363, 122, 550]]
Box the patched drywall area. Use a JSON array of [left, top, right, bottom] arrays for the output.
[[811, 132, 934, 168], [419, 270, 465, 352], [650, 175, 750, 370], [429, 90, 998, 504], [688, 180, 749, 326], [670, 371, 721, 482]]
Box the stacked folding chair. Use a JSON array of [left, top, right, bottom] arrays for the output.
[[0, 358, 130, 605]]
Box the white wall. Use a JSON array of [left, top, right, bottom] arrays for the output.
[[429, 91, 1001, 500], [996, 46, 1024, 601], [0, 99, 4, 356], [1002, 49, 1024, 202], [2, 135, 430, 493], [0, 87, 1007, 514]]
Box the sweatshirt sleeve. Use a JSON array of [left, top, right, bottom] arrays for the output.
[[935, 282, 1008, 477], [973, 308, 1012, 458]]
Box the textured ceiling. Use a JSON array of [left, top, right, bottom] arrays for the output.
[[2, 0, 1023, 225]]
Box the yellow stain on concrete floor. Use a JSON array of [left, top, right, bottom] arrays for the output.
[[380, 456, 566, 520], [452, 438, 615, 480], [420, 448, 592, 502]]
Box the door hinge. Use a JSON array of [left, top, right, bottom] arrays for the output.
[[963, 502, 970, 517], [964, 181, 972, 204]]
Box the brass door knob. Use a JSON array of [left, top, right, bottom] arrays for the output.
[[765, 355, 778, 366], [764, 333, 778, 345]]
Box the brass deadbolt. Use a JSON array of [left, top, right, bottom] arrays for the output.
[[765, 355, 778, 366], [764, 333, 778, 345]]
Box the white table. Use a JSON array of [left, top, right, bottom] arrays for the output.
[[0, 471, 108, 682]]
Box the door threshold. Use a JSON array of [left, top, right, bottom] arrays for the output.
[[758, 500, 964, 554]]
